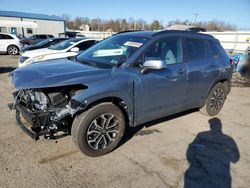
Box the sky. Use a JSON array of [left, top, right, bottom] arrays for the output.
[[1, 0, 250, 29]]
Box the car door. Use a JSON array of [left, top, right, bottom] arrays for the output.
[[0, 34, 14, 52], [132, 36, 188, 125], [184, 38, 221, 108]]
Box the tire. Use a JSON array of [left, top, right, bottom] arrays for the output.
[[7, 45, 19, 55], [71, 102, 125, 157], [200, 82, 227, 116]]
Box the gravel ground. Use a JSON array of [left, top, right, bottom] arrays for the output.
[[0, 55, 250, 188], [232, 72, 250, 87]]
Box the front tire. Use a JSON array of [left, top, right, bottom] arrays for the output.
[[7, 45, 19, 55], [71, 102, 125, 157], [200, 82, 227, 116]]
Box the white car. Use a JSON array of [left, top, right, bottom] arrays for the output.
[[18, 38, 100, 67], [0, 33, 23, 55]]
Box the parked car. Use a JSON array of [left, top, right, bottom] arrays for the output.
[[20, 34, 54, 45], [186, 27, 206, 32], [11, 30, 233, 157], [236, 52, 250, 75], [0, 33, 22, 55], [21, 38, 68, 52], [76, 34, 86, 38], [18, 38, 100, 67]]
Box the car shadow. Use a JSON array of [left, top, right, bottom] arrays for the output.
[[0, 67, 16, 74], [119, 108, 198, 147], [184, 117, 240, 188]]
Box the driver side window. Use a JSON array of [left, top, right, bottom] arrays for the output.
[[136, 37, 183, 67]]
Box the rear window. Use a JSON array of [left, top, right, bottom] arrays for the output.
[[207, 40, 229, 59], [0, 34, 13, 39], [185, 38, 205, 60], [38, 35, 48, 39]]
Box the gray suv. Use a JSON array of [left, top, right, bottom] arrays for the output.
[[11, 30, 233, 156], [20, 34, 54, 45]]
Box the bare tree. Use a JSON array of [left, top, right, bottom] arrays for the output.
[[167, 19, 236, 31], [62, 14, 235, 32]]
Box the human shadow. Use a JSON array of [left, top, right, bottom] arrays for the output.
[[184, 118, 240, 188]]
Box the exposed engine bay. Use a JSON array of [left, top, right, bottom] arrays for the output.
[[13, 85, 86, 140]]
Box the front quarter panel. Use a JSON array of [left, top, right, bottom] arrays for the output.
[[71, 67, 134, 125]]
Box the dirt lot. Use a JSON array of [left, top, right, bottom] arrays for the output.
[[0, 55, 250, 188]]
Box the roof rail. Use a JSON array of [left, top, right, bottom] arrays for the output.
[[153, 30, 214, 38], [114, 30, 143, 35]]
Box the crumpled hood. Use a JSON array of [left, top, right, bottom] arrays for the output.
[[11, 58, 110, 89]]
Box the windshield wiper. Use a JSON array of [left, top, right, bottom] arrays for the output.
[[77, 58, 97, 67]]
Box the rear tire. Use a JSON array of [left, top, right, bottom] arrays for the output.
[[7, 45, 19, 55], [200, 82, 227, 116], [71, 102, 125, 157]]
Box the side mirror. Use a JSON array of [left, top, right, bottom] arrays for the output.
[[70, 47, 80, 52], [141, 59, 166, 74]]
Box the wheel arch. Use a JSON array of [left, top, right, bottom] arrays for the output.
[[212, 78, 229, 93], [202, 78, 229, 107], [74, 96, 132, 127]]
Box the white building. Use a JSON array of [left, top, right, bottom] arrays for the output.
[[204, 31, 250, 53], [79, 24, 90, 31], [0, 10, 65, 37]]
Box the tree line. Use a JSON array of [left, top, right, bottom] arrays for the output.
[[62, 14, 237, 32]]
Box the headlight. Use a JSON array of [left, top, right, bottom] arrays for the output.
[[26, 55, 46, 64], [19, 56, 29, 64]]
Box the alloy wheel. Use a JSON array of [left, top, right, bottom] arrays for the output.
[[8, 46, 18, 55], [209, 88, 225, 112], [86, 113, 119, 150]]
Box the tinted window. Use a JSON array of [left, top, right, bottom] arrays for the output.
[[142, 37, 183, 65], [75, 40, 97, 51], [48, 38, 82, 50], [186, 38, 205, 60], [48, 35, 54, 38], [5, 35, 14, 39], [0, 34, 13, 39], [27, 28, 33, 34], [39, 35, 48, 39], [207, 40, 228, 59]]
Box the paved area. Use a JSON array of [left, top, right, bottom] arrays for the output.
[[0, 55, 250, 188]]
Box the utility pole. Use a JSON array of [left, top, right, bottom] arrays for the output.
[[97, 17, 100, 31], [134, 15, 137, 30], [194, 13, 198, 26]]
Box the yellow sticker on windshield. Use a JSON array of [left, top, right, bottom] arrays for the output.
[[124, 41, 143, 48]]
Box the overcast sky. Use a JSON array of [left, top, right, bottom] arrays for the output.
[[1, 0, 250, 29]]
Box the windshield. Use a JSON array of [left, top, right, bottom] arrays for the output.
[[35, 39, 50, 46], [49, 38, 81, 50], [76, 35, 149, 68]]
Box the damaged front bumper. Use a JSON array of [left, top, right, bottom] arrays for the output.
[[15, 105, 50, 140], [12, 91, 86, 140]]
